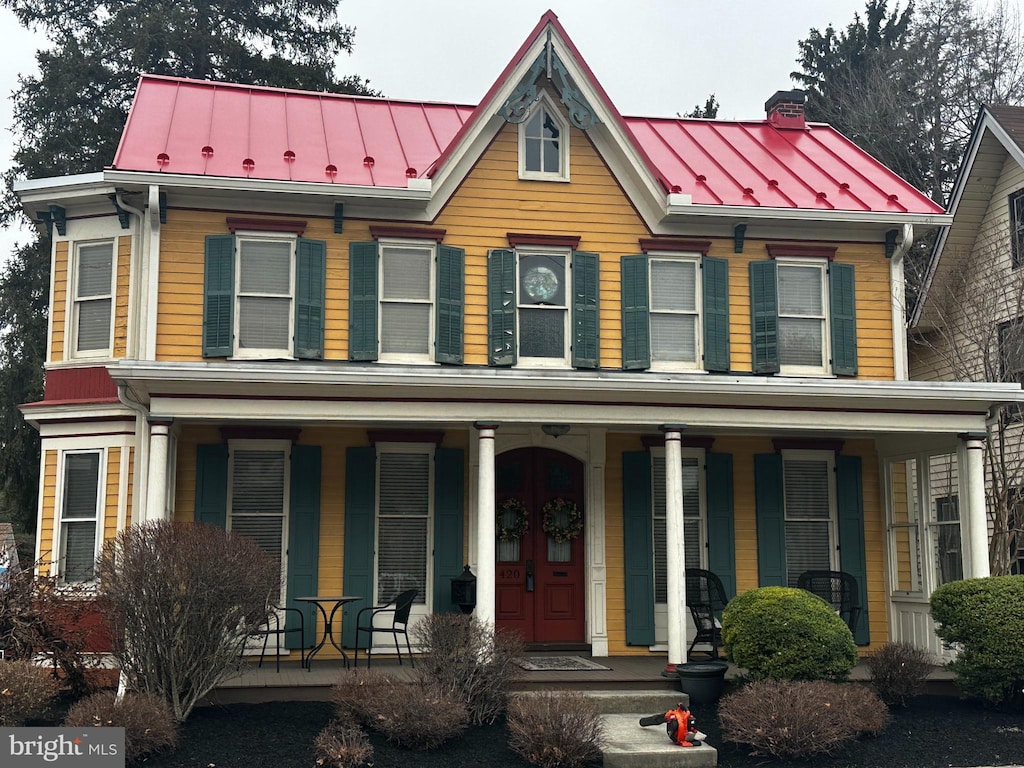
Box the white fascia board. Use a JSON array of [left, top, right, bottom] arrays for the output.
[[665, 201, 953, 228], [101, 170, 432, 206], [19, 401, 137, 429], [13, 172, 107, 196]]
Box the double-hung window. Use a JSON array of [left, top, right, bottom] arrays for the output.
[[777, 260, 829, 373], [58, 451, 102, 582], [228, 443, 289, 603], [71, 241, 114, 357], [649, 255, 702, 369], [379, 242, 434, 361], [203, 233, 326, 360], [999, 317, 1024, 422], [651, 449, 707, 601], [782, 451, 837, 587], [518, 250, 569, 365], [519, 92, 569, 181], [1010, 189, 1024, 268], [376, 445, 432, 606]]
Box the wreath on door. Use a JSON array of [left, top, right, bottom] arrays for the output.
[[541, 498, 583, 543], [496, 498, 529, 541]]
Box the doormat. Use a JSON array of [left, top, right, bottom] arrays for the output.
[[516, 656, 611, 671]]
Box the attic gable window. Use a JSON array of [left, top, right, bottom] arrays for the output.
[[519, 93, 569, 181], [1010, 189, 1024, 268]]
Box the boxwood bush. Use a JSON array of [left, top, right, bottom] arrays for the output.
[[721, 586, 857, 681], [930, 575, 1024, 707]]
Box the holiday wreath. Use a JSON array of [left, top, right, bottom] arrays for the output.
[[541, 498, 583, 543], [496, 498, 529, 541]]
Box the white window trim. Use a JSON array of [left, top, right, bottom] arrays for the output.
[[516, 246, 572, 368], [377, 238, 436, 364], [69, 239, 116, 359], [374, 442, 435, 612], [53, 448, 105, 584], [518, 91, 570, 182], [776, 257, 831, 376], [647, 251, 703, 372], [231, 232, 296, 360], [226, 439, 291, 605], [782, 449, 839, 583]]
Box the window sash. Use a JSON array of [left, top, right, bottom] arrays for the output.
[[230, 447, 287, 601], [235, 238, 294, 355], [60, 451, 101, 582], [517, 252, 569, 364], [377, 449, 431, 605], [73, 243, 114, 354], [524, 108, 562, 175], [777, 261, 827, 371], [1011, 189, 1024, 267], [782, 453, 835, 587], [650, 257, 700, 365], [379, 243, 433, 359]]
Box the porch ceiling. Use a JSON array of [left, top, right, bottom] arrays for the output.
[[102, 361, 1022, 437]]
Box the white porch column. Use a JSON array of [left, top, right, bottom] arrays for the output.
[[961, 433, 990, 578], [474, 422, 499, 625], [662, 424, 686, 674], [144, 417, 173, 522]]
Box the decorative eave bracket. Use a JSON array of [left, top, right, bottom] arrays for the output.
[[499, 31, 601, 132]]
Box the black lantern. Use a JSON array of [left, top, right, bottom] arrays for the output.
[[451, 565, 477, 614]]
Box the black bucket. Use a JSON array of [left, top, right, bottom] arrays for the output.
[[676, 660, 729, 706]]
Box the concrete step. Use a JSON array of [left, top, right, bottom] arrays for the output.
[[602, 714, 717, 768]]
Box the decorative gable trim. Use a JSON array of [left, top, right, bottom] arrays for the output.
[[508, 233, 581, 249], [226, 217, 306, 235], [369, 225, 446, 242], [639, 238, 711, 255]]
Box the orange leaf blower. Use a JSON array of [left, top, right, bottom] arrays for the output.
[[638, 702, 705, 747]]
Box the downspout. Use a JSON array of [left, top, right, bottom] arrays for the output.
[[890, 223, 914, 381]]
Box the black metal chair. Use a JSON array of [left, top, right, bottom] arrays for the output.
[[685, 568, 729, 659], [354, 588, 417, 668], [797, 569, 861, 636], [251, 606, 305, 673]]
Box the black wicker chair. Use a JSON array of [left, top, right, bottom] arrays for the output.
[[251, 606, 305, 673], [797, 569, 861, 636], [354, 588, 417, 668], [685, 568, 729, 659]]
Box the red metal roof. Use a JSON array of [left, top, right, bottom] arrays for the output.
[[113, 71, 942, 215]]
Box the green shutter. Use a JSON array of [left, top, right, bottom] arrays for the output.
[[342, 446, 376, 648], [749, 260, 779, 374], [435, 246, 465, 365], [295, 238, 326, 360], [194, 444, 228, 528], [202, 235, 235, 357], [829, 262, 858, 376], [837, 455, 870, 645], [286, 445, 321, 648], [754, 453, 786, 586], [572, 251, 600, 369], [623, 451, 655, 645], [702, 256, 731, 372], [487, 249, 516, 366], [348, 241, 378, 361], [621, 255, 651, 370], [433, 448, 465, 613], [706, 452, 736, 599]]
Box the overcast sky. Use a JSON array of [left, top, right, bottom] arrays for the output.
[[0, 0, 1016, 258]]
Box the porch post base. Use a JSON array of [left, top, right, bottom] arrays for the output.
[[661, 662, 678, 677]]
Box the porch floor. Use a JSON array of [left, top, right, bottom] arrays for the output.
[[208, 653, 957, 706]]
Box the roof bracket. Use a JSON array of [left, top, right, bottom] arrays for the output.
[[733, 223, 747, 253], [334, 203, 344, 234], [885, 229, 899, 259], [499, 36, 600, 131], [48, 204, 66, 236], [109, 196, 130, 229]]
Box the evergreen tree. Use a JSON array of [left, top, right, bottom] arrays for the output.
[[0, 0, 376, 536]]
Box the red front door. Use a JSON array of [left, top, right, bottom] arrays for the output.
[[494, 448, 585, 644]]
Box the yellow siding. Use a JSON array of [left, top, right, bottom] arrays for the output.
[[52, 242, 68, 362], [604, 433, 888, 656], [125, 448, 134, 528], [39, 451, 57, 576], [113, 236, 131, 358], [104, 447, 120, 545], [152, 112, 896, 377]]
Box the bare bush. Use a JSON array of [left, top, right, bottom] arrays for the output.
[[507, 691, 604, 768], [314, 720, 373, 768], [719, 679, 889, 759], [0, 558, 105, 697], [865, 641, 933, 706], [331, 668, 467, 750], [412, 612, 524, 724], [64, 690, 178, 764], [0, 660, 60, 725], [96, 521, 278, 721]]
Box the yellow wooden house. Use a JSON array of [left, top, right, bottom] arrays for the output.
[[15, 12, 1021, 667]]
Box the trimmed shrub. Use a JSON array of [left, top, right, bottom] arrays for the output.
[[64, 690, 178, 764], [718, 679, 889, 759], [864, 641, 932, 706], [930, 575, 1024, 707], [96, 521, 279, 721], [412, 612, 524, 724], [721, 586, 857, 681], [314, 720, 373, 768], [331, 669, 468, 750], [507, 691, 604, 768], [0, 660, 60, 726]]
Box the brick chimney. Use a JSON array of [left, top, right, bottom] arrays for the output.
[[765, 89, 806, 129]]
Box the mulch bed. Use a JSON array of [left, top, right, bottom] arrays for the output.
[[134, 691, 1024, 768]]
